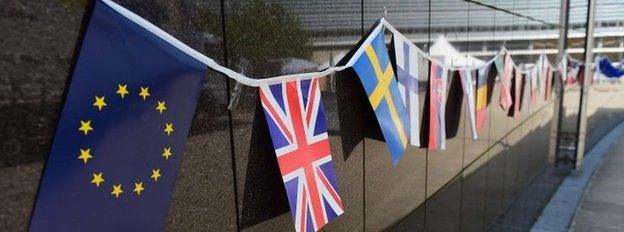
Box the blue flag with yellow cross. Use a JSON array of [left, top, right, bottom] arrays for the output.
[[352, 28, 410, 165], [29, 1, 205, 231]]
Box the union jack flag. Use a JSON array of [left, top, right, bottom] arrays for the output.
[[259, 78, 344, 232]]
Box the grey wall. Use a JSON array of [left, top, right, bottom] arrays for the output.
[[0, 0, 554, 231]]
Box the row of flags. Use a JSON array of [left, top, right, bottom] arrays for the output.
[[351, 24, 561, 165], [258, 22, 565, 231], [30, 1, 575, 232]]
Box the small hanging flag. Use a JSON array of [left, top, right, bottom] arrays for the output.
[[259, 78, 344, 232], [445, 71, 464, 139], [508, 68, 524, 118], [459, 70, 478, 140], [420, 61, 448, 150], [29, 1, 206, 231], [566, 60, 580, 85], [519, 69, 528, 113], [545, 67, 554, 100], [353, 29, 410, 164], [577, 65, 586, 86], [541, 65, 548, 98], [530, 67, 539, 110], [475, 63, 495, 130], [516, 68, 525, 115], [494, 54, 505, 81], [499, 53, 514, 110], [560, 57, 568, 82], [393, 34, 421, 147], [539, 54, 549, 92]]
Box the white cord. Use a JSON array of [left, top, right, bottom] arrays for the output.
[[102, 0, 570, 87]]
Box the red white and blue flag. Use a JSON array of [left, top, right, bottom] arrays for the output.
[[422, 62, 447, 150], [259, 78, 344, 232]]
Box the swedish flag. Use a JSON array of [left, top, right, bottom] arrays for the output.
[[29, 1, 205, 231], [352, 29, 410, 165]]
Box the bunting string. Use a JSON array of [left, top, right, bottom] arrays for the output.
[[102, 0, 570, 88]]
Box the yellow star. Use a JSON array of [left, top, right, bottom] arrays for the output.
[[78, 148, 92, 164], [156, 101, 166, 114], [111, 184, 123, 198], [133, 182, 144, 196], [116, 84, 129, 98], [162, 147, 172, 160], [139, 87, 150, 100], [78, 120, 93, 135], [93, 96, 107, 111], [164, 123, 174, 136], [91, 172, 104, 187], [151, 169, 161, 182]]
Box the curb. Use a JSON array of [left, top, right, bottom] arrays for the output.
[[530, 120, 624, 232]]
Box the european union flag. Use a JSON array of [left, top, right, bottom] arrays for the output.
[[352, 29, 410, 165], [29, 1, 205, 231]]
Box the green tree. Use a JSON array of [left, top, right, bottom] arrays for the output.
[[223, 0, 312, 76]]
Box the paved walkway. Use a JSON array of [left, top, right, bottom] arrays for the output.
[[532, 120, 624, 232], [570, 129, 624, 231]]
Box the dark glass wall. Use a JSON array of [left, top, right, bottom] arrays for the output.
[[1, 0, 556, 231]]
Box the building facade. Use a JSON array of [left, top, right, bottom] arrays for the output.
[[4, 0, 621, 231]]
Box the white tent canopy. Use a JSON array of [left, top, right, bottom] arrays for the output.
[[430, 35, 485, 67]]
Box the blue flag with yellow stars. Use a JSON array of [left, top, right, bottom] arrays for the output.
[[29, 1, 205, 231], [352, 28, 410, 165]]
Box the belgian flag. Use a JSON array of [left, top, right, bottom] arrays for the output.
[[475, 63, 496, 130]]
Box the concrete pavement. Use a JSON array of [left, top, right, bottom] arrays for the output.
[[570, 125, 624, 231]]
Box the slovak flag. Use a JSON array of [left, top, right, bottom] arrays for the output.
[[393, 34, 421, 147], [259, 78, 344, 232], [421, 62, 448, 150], [459, 70, 478, 140]]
